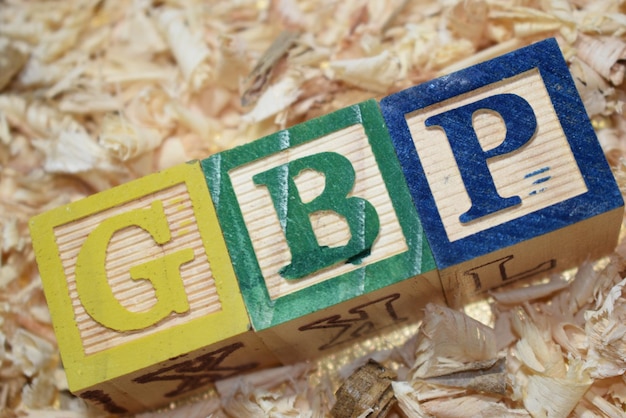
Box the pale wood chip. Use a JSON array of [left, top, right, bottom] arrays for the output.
[[331, 359, 396, 418], [412, 304, 496, 379], [0, 41, 28, 91], [424, 358, 507, 395], [241, 30, 300, 107]]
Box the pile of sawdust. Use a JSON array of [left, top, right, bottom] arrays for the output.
[[1, 1, 625, 416]]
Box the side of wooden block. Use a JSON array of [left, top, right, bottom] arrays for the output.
[[259, 270, 443, 363], [380, 37, 624, 306], [202, 99, 442, 360], [75, 333, 272, 413], [29, 161, 278, 413], [440, 207, 624, 307]]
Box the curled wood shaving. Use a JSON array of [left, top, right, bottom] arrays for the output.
[[155, 8, 212, 92], [576, 34, 626, 85], [584, 277, 626, 378], [219, 367, 313, 418], [32, 130, 120, 175], [446, 0, 490, 48], [523, 359, 592, 418], [241, 30, 300, 107], [412, 304, 497, 379], [99, 112, 164, 162], [327, 50, 402, 93], [551, 321, 587, 357], [330, 359, 396, 418], [511, 308, 566, 376]]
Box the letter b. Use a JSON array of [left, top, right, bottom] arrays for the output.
[[253, 152, 380, 279]]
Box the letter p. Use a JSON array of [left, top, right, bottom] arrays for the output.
[[425, 93, 538, 223]]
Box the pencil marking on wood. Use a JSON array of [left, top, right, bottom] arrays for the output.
[[133, 342, 259, 398], [463, 254, 557, 292], [299, 293, 408, 351], [80, 390, 128, 414]]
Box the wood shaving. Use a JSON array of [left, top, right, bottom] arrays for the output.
[[327, 50, 402, 94], [241, 30, 300, 107], [2, 0, 626, 417], [155, 8, 212, 92], [412, 304, 497, 379], [330, 360, 396, 418], [423, 358, 507, 395], [585, 276, 626, 379], [575, 34, 626, 85], [0, 40, 28, 92], [489, 276, 570, 305]]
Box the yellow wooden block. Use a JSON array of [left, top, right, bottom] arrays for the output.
[[29, 161, 278, 413]]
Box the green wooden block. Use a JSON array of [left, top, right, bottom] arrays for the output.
[[202, 100, 442, 361]]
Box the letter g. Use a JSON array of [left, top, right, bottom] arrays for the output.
[[74, 200, 194, 331]]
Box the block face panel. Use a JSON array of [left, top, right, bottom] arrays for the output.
[[405, 68, 588, 242], [380, 38, 624, 270], [54, 182, 221, 355], [203, 100, 437, 330], [29, 161, 256, 393], [227, 123, 408, 300]]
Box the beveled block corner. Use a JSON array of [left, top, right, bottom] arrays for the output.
[[380, 38, 624, 307], [202, 100, 443, 362], [29, 161, 277, 413]]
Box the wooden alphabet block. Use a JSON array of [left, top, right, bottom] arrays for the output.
[[201, 100, 443, 362], [380, 38, 624, 307], [28, 161, 278, 413]]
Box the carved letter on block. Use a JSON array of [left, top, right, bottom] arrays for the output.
[[202, 100, 443, 362], [28, 161, 278, 413], [380, 38, 624, 307]]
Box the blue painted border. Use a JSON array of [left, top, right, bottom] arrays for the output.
[[380, 38, 623, 269]]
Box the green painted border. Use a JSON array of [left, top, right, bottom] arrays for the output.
[[202, 100, 436, 330]]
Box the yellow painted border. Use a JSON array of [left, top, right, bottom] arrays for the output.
[[29, 161, 250, 392]]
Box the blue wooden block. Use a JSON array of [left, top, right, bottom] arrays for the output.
[[380, 38, 624, 306]]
